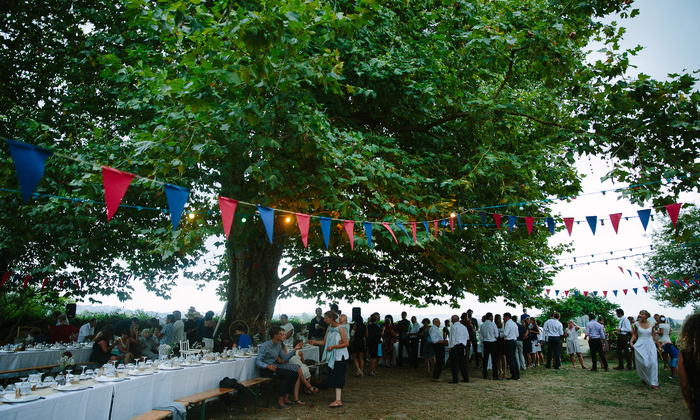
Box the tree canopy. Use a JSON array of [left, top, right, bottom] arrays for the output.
[[539, 289, 619, 328], [2, 0, 700, 330]]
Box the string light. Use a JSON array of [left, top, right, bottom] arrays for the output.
[[188, 213, 195, 219], [285, 217, 291, 223]]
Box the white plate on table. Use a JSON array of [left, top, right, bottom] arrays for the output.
[[0, 350, 13, 353], [56, 384, 90, 392], [128, 370, 155, 376], [95, 376, 126, 383], [157, 366, 183, 371], [219, 358, 236, 363], [180, 362, 203, 367], [25, 348, 44, 351], [201, 360, 219, 364], [1, 394, 42, 403], [235, 355, 252, 358]]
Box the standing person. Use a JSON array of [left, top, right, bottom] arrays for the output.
[[503, 313, 520, 380], [280, 314, 295, 349], [78, 318, 97, 343], [543, 313, 564, 369], [419, 318, 435, 376], [614, 308, 633, 371], [586, 313, 609, 372], [631, 309, 659, 389], [309, 308, 327, 344], [184, 311, 200, 346], [396, 311, 410, 367], [367, 313, 382, 377], [409, 316, 421, 368], [351, 314, 367, 377], [256, 326, 304, 409], [160, 314, 176, 347], [656, 315, 672, 369], [381, 315, 397, 367], [677, 312, 700, 418], [529, 318, 541, 367], [521, 318, 532, 369], [447, 315, 469, 383], [481, 313, 499, 380], [467, 309, 480, 369], [173, 311, 185, 344], [254, 313, 269, 344], [495, 314, 506, 379], [515, 317, 527, 371], [564, 320, 587, 369], [309, 311, 350, 408], [429, 318, 448, 382], [201, 311, 217, 350], [521, 308, 530, 321]]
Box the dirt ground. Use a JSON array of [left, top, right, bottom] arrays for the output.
[[206, 355, 687, 420]]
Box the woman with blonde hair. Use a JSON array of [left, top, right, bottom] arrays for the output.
[[631, 309, 660, 389], [678, 312, 700, 418], [309, 311, 349, 408]]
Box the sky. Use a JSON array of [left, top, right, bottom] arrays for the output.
[[85, 0, 700, 322]]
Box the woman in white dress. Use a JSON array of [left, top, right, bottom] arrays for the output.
[[564, 320, 587, 369], [631, 309, 660, 389]]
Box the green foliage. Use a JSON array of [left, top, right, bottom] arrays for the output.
[[539, 289, 620, 329]]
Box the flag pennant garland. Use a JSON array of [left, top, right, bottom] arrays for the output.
[[6, 139, 54, 204], [642, 287, 647, 293], [449, 217, 454, 232], [618, 266, 624, 274], [623, 289, 628, 295], [457, 214, 463, 230], [609, 213, 622, 234], [525, 217, 534, 235], [613, 290, 618, 297], [1, 272, 10, 287], [593, 291, 598, 296], [410, 222, 417, 245], [218, 197, 238, 239], [575, 291, 579, 297], [508, 215, 517, 231], [666, 203, 682, 227], [396, 222, 410, 239], [479, 212, 487, 225], [297, 214, 311, 248], [320, 217, 331, 249], [164, 183, 189, 230], [586, 216, 597, 235], [422, 221, 430, 240], [603, 291, 607, 297], [555, 290, 560, 296], [546, 217, 555, 235], [41, 278, 49, 290], [583, 291, 588, 297], [257, 205, 275, 243], [22, 275, 31, 289], [653, 284, 659, 290], [546, 288, 550, 295], [381, 222, 399, 244], [664, 280, 670, 288], [364, 222, 373, 249], [565, 290, 569, 297], [493, 213, 502, 230], [563, 217, 574, 236], [433, 220, 438, 239], [344, 220, 355, 249], [102, 166, 136, 221], [637, 209, 651, 231]]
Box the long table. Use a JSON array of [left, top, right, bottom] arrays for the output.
[[0, 348, 92, 372]]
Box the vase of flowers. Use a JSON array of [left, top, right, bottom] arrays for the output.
[[56, 351, 74, 385]]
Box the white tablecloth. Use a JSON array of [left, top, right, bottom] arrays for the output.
[[0, 382, 113, 420], [0, 348, 92, 372], [296, 345, 319, 362]]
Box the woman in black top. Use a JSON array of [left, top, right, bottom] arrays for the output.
[[351, 314, 367, 377], [366, 313, 382, 377], [678, 312, 700, 419], [89, 325, 120, 365]]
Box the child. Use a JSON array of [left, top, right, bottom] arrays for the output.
[[287, 340, 319, 394], [663, 342, 679, 379]]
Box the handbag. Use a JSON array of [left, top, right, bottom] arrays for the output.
[[378, 343, 382, 357]]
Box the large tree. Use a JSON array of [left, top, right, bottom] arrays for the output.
[[2, 0, 700, 332]]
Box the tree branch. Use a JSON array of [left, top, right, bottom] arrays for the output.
[[493, 50, 516, 101]]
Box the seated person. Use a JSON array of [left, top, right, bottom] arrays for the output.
[[138, 329, 159, 361], [29, 327, 48, 344], [287, 340, 319, 394], [256, 326, 304, 409], [112, 330, 134, 364], [232, 327, 252, 349], [78, 319, 97, 343], [90, 325, 123, 365]]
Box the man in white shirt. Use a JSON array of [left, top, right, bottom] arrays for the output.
[[173, 311, 185, 344], [503, 313, 520, 380], [409, 316, 421, 368], [542, 313, 564, 369], [429, 318, 448, 382], [448, 315, 469, 383], [77, 318, 97, 342], [614, 308, 633, 370], [480, 312, 500, 380], [280, 314, 295, 349]]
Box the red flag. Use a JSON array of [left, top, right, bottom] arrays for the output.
[[433, 220, 438, 239], [410, 222, 417, 245], [381, 222, 399, 244], [636, 272, 640, 279], [664, 280, 670, 288], [618, 266, 624, 274], [546, 288, 550, 295], [643, 286, 648, 293], [41, 278, 49, 290], [623, 289, 628, 295], [218, 197, 238, 240], [583, 291, 588, 297], [344, 220, 355, 249], [253, 263, 260, 271], [525, 217, 534, 235], [102, 166, 136, 221], [609, 213, 622, 234], [565, 290, 569, 297], [0, 272, 9, 287], [493, 214, 502, 230], [665, 203, 682, 227], [563, 217, 574, 236], [296, 214, 311, 248], [23, 275, 31, 289], [603, 291, 608, 297], [450, 217, 454, 232]]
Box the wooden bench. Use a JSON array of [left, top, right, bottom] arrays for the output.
[[129, 402, 188, 420], [237, 377, 273, 413], [175, 387, 236, 420]]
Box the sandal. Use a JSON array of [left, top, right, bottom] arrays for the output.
[[293, 399, 306, 405], [306, 386, 319, 393], [329, 400, 342, 408]]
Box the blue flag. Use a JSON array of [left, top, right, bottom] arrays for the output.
[[6, 139, 54, 203]]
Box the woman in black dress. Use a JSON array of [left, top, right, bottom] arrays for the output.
[[89, 325, 121, 365], [351, 314, 367, 377], [366, 313, 382, 377], [678, 312, 700, 419]]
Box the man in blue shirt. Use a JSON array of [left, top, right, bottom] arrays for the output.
[[585, 314, 609, 372], [256, 326, 303, 409]]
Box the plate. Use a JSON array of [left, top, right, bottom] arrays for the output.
[[201, 360, 219, 364], [180, 363, 203, 367], [95, 376, 126, 383], [25, 348, 44, 351], [236, 355, 252, 358], [1, 394, 42, 403], [157, 366, 183, 371], [219, 358, 236, 363], [128, 370, 155, 376], [56, 384, 90, 392]]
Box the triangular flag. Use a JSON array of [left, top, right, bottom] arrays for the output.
[[493, 214, 502, 230], [546, 288, 550, 295], [0, 272, 10, 287], [637, 209, 651, 231], [381, 222, 399, 244], [457, 214, 463, 230], [575, 291, 579, 297], [586, 216, 597, 235], [23, 275, 31, 289], [41, 278, 49, 290], [613, 290, 618, 297], [609, 213, 622, 234], [642, 287, 646, 293], [565, 290, 569, 297], [410, 222, 417, 245], [628, 269, 632, 277], [479, 211, 487, 225], [344, 220, 355, 250], [555, 290, 560, 296], [396, 222, 410, 239], [665, 203, 682, 227], [636, 272, 640, 279], [546, 217, 555, 235], [364, 222, 373, 249], [297, 214, 311, 248], [422, 221, 430, 240], [618, 266, 624, 274], [623, 289, 628, 295], [6, 140, 54, 203], [164, 184, 189, 230], [102, 166, 136, 221], [525, 217, 534, 235], [320, 217, 332, 249], [218, 197, 238, 240], [433, 220, 438, 239], [257, 205, 275, 243], [508, 215, 517, 231], [653, 284, 659, 291], [603, 291, 607, 297], [664, 280, 670, 288], [563, 217, 574, 236], [253, 263, 260, 271], [449, 217, 454, 232], [592, 291, 597, 296], [583, 291, 588, 297]]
